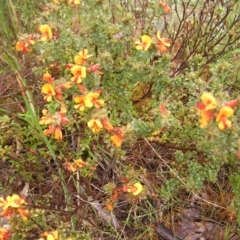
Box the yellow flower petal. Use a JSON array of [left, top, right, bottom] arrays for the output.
[[41, 83, 56, 95], [68, 0, 81, 4], [216, 106, 234, 130], [141, 35, 152, 50], [63, 162, 77, 172], [201, 92, 217, 110], [70, 65, 86, 83], [87, 119, 103, 133], [216, 106, 234, 121], [218, 120, 231, 130], [132, 182, 143, 195], [74, 49, 92, 65], [74, 159, 88, 168], [38, 24, 52, 41], [135, 35, 152, 51]]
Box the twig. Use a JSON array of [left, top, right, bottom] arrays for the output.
[[73, 194, 127, 238], [155, 223, 182, 240]]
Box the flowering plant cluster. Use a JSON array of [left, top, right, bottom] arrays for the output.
[[16, 20, 127, 148], [39, 105, 70, 140], [7, 0, 240, 238], [0, 228, 11, 240], [63, 158, 88, 172], [0, 194, 29, 239], [0, 194, 28, 221], [197, 92, 238, 130], [135, 31, 171, 53], [16, 24, 53, 54], [40, 47, 125, 147]]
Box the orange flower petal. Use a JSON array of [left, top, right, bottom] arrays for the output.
[[54, 126, 63, 140], [111, 135, 123, 148], [101, 117, 114, 132]]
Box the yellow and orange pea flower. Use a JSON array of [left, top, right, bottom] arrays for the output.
[[197, 110, 212, 129], [17, 208, 29, 221], [70, 65, 87, 84], [198, 110, 214, 129], [39, 230, 58, 240], [96, 117, 124, 148], [63, 162, 78, 172], [74, 91, 104, 111], [39, 109, 55, 125], [44, 125, 63, 140], [110, 127, 125, 148], [67, 0, 81, 4], [54, 110, 70, 125], [54, 82, 73, 101], [0, 194, 29, 221], [196, 92, 217, 128], [39, 109, 70, 140], [74, 159, 88, 168], [37, 24, 52, 41], [0, 194, 26, 210], [111, 127, 125, 138], [74, 49, 92, 65], [43, 73, 54, 83], [198, 92, 217, 110], [16, 36, 35, 54], [54, 88, 64, 102], [87, 119, 103, 133], [0, 227, 11, 240], [74, 95, 90, 111], [111, 135, 124, 148], [123, 182, 143, 196], [197, 93, 238, 130], [159, 1, 171, 13], [41, 83, 56, 102], [156, 31, 171, 53], [88, 92, 104, 108], [87, 64, 103, 75], [135, 35, 152, 51], [101, 117, 114, 132], [216, 106, 234, 130], [42, 72, 73, 101], [63, 159, 88, 173]]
